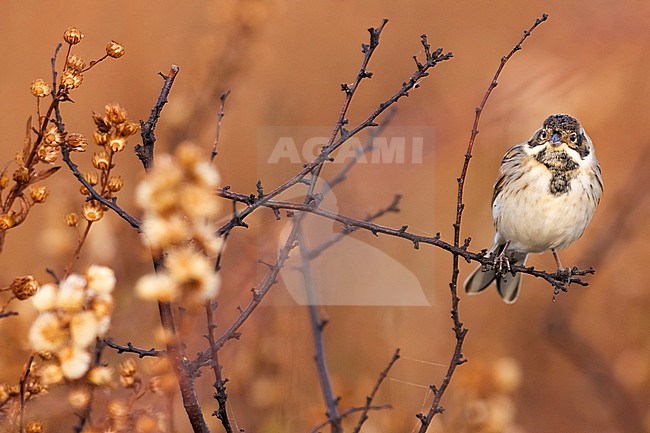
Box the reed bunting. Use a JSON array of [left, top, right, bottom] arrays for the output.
[[464, 114, 602, 303]]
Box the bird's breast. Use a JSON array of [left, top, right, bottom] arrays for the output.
[[493, 162, 598, 253]]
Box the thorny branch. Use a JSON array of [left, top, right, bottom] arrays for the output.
[[416, 13, 549, 432], [211, 90, 231, 162], [21, 13, 601, 433], [309, 405, 392, 433], [215, 27, 452, 237], [205, 301, 233, 433], [298, 230, 341, 433], [352, 348, 401, 433], [217, 188, 591, 291], [60, 144, 141, 230], [103, 338, 163, 358], [135, 64, 180, 170], [135, 65, 211, 433], [191, 20, 452, 373], [19, 355, 34, 433]]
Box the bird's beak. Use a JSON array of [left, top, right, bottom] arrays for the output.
[[550, 132, 562, 146]]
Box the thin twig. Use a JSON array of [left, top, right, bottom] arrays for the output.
[[60, 144, 141, 230], [135, 64, 180, 171], [321, 107, 397, 193], [211, 90, 231, 162], [298, 229, 341, 433], [306, 194, 402, 261], [19, 354, 35, 433], [217, 189, 589, 291], [216, 32, 452, 237], [135, 65, 210, 433], [63, 220, 93, 278], [309, 404, 391, 433], [352, 348, 401, 433], [416, 13, 549, 432], [205, 301, 233, 433], [191, 20, 443, 373], [103, 338, 163, 358]]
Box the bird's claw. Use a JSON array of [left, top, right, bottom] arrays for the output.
[[494, 250, 511, 274]]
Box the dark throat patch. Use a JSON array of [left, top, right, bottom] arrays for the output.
[[535, 148, 579, 195]]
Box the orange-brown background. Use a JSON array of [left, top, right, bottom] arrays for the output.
[[1, 1, 649, 432]]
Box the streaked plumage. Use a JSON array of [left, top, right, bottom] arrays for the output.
[[464, 114, 602, 303]]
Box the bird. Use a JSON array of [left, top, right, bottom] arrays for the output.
[[464, 114, 602, 303]]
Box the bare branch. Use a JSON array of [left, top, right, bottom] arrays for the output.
[[298, 229, 341, 433], [19, 354, 35, 433], [417, 13, 549, 432], [352, 348, 401, 433], [135, 65, 180, 171], [211, 90, 231, 162], [205, 301, 233, 433], [103, 338, 163, 358], [309, 404, 392, 433], [217, 188, 588, 291], [60, 145, 141, 230], [216, 28, 452, 237]]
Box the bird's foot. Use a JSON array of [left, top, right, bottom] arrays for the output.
[[494, 248, 511, 274]]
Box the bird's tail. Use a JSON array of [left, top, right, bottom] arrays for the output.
[[463, 243, 528, 304]]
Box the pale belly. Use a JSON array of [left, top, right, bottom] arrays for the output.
[[492, 167, 597, 253]]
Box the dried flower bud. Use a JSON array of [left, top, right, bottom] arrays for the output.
[[37, 145, 60, 163], [107, 176, 124, 193], [119, 358, 137, 377], [30, 79, 51, 98], [105, 103, 127, 125], [65, 212, 79, 227], [25, 421, 44, 433], [10, 275, 39, 300], [82, 201, 104, 222], [92, 112, 111, 133], [107, 399, 130, 418], [6, 384, 20, 397], [0, 384, 9, 402], [30, 186, 49, 204], [0, 175, 8, 189], [66, 54, 86, 72], [38, 363, 63, 385], [37, 351, 54, 361], [118, 121, 139, 136], [0, 213, 15, 230], [25, 380, 45, 396], [83, 171, 99, 186], [12, 166, 30, 183], [60, 70, 83, 90], [68, 388, 91, 410], [90, 297, 114, 318], [63, 27, 84, 45], [106, 41, 125, 59], [43, 126, 64, 146], [93, 131, 107, 146], [107, 135, 126, 153], [119, 374, 136, 388], [87, 366, 113, 387], [92, 151, 111, 170], [66, 133, 88, 152]]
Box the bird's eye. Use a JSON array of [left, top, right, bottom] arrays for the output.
[[570, 133, 578, 143], [539, 130, 548, 140]]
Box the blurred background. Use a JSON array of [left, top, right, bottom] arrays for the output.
[[1, 1, 649, 432]]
